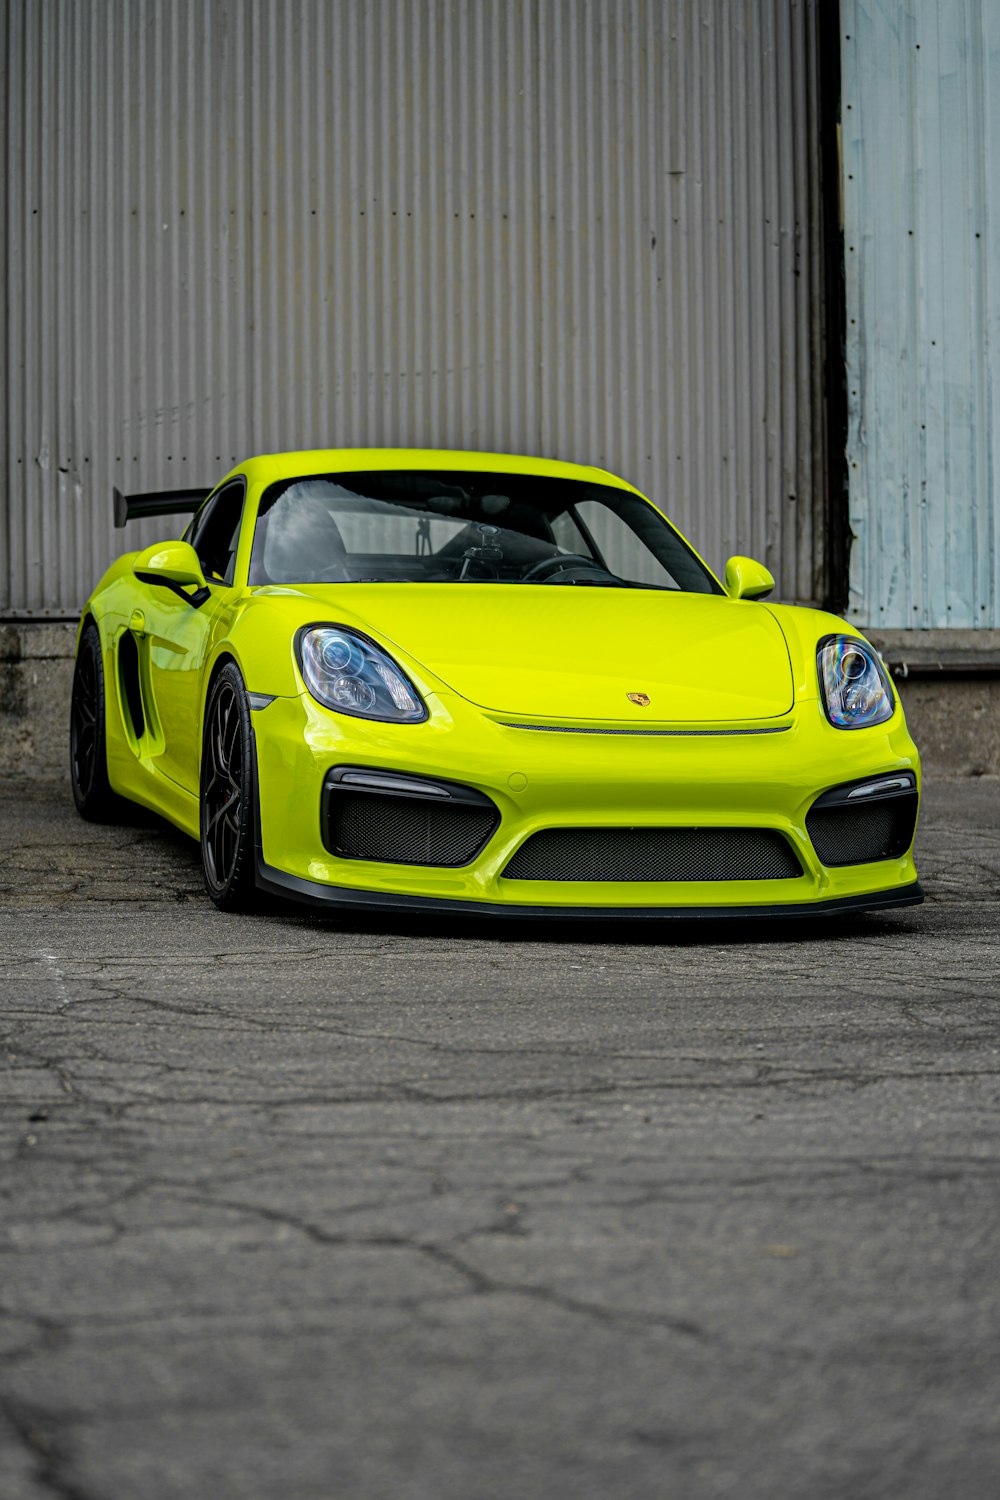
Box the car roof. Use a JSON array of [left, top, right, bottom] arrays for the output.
[[231, 448, 639, 494]]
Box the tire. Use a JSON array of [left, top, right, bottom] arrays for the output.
[[200, 662, 259, 911], [70, 622, 125, 821]]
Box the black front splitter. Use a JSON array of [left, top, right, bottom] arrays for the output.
[[254, 860, 925, 922]]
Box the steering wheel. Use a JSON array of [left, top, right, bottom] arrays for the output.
[[521, 553, 617, 584]]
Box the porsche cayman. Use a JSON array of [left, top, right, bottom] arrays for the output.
[[70, 448, 922, 918]]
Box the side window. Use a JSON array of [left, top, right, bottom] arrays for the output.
[[187, 482, 245, 584]]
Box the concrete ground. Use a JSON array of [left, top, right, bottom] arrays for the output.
[[0, 776, 998, 1500]]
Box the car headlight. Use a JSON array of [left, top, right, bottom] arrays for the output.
[[817, 635, 894, 729], [297, 626, 428, 722]]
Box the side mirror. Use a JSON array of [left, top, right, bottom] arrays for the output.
[[724, 555, 774, 601], [133, 540, 210, 606]]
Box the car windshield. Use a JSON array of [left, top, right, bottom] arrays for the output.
[[248, 470, 721, 593]]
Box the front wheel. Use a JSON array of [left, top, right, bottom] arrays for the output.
[[70, 622, 125, 821], [200, 663, 258, 911]]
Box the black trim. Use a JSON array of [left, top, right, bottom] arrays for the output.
[[184, 476, 248, 584], [133, 571, 211, 609], [499, 722, 792, 737], [252, 856, 924, 921], [117, 629, 145, 739], [322, 765, 495, 806], [114, 486, 209, 528], [810, 771, 917, 810]]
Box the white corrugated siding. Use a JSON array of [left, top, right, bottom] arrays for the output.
[[842, 0, 1000, 630], [2, 0, 828, 616]]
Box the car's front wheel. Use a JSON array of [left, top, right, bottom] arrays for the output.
[[70, 622, 125, 821], [200, 663, 258, 911]]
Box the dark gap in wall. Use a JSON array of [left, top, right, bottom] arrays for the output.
[[818, 0, 850, 614]]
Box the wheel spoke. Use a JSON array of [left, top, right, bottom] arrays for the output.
[[71, 644, 102, 797], [206, 799, 230, 836], [76, 726, 95, 788], [212, 700, 231, 779], [203, 681, 244, 890], [222, 702, 240, 769], [204, 760, 227, 799]]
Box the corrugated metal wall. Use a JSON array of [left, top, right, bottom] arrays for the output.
[[2, 0, 829, 618], [842, 0, 1000, 630]]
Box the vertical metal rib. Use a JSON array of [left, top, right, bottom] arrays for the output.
[[2, 0, 826, 616]]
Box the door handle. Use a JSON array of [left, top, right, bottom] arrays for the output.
[[129, 608, 146, 635]]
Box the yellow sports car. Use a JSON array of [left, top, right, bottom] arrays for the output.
[[70, 448, 922, 919]]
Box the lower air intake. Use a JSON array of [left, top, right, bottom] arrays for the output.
[[806, 797, 918, 867], [501, 827, 803, 882], [322, 770, 499, 867]]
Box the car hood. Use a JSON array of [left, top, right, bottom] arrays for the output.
[[285, 584, 794, 722]]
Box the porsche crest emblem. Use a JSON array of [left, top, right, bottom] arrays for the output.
[[627, 692, 651, 707]]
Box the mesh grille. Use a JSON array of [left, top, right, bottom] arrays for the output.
[[502, 827, 803, 882], [806, 798, 917, 867], [327, 791, 498, 867]]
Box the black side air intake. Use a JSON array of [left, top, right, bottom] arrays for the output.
[[321, 767, 499, 867], [806, 773, 918, 867]]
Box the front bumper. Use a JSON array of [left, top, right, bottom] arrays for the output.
[[250, 688, 922, 916]]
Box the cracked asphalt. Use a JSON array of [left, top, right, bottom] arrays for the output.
[[1, 777, 998, 1500]]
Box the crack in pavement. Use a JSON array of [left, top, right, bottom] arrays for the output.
[[0, 1396, 100, 1500], [2, 778, 999, 1500]]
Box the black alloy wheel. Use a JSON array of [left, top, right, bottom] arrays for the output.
[[200, 663, 258, 910], [70, 622, 123, 821]]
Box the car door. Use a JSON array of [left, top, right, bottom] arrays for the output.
[[135, 479, 247, 795]]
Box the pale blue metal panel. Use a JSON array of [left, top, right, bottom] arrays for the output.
[[842, 0, 1000, 630]]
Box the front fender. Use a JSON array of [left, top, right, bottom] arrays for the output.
[[205, 591, 452, 709]]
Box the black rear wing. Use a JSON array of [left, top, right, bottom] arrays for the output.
[[113, 486, 210, 529]]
